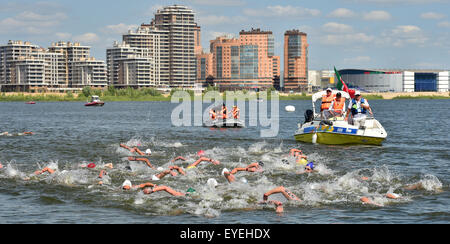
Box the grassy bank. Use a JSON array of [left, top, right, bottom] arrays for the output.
[[0, 88, 448, 102]]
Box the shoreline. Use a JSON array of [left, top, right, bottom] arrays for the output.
[[0, 91, 448, 102]]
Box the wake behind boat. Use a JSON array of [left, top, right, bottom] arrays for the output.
[[294, 90, 387, 145]]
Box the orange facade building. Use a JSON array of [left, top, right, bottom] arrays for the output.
[[208, 28, 280, 90], [284, 30, 309, 91]]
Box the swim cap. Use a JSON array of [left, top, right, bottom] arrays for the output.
[[298, 158, 308, 165], [187, 165, 196, 169], [222, 168, 230, 175], [197, 150, 205, 156], [157, 167, 164, 171], [187, 188, 196, 193], [145, 149, 152, 155], [152, 175, 160, 181], [258, 161, 264, 166], [122, 180, 132, 188], [87, 163, 96, 169], [306, 162, 315, 170]]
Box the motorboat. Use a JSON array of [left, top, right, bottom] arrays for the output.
[[85, 95, 105, 107], [25, 101, 36, 104], [204, 118, 245, 128], [294, 90, 387, 145]]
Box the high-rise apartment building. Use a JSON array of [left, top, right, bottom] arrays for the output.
[[150, 5, 199, 88], [284, 30, 309, 91], [107, 25, 162, 87], [196, 51, 214, 86], [208, 28, 280, 90], [0, 40, 106, 91]]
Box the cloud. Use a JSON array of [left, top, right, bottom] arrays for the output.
[[102, 23, 138, 35], [322, 22, 354, 33], [345, 0, 450, 4], [184, 0, 245, 6], [198, 15, 248, 26], [73, 33, 100, 44], [243, 5, 320, 18], [54, 32, 72, 40], [344, 56, 372, 64], [363, 10, 392, 21], [420, 12, 446, 19], [378, 25, 428, 47], [321, 33, 375, 45], [0, 10, 67, 34], [328, 8, 357, 18], [438, 21, 450, 27], [208, 31, 236, 40]]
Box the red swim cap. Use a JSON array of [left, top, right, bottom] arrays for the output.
[[197, 150, 205, 156], [87, 163, 96, 169]]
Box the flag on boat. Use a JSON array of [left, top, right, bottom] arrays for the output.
[[334, 67, 355, 98]]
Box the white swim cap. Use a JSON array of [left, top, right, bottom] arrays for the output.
[[221, 168, 230, 175], [145, 149, 152, 155], [157, 167, 164, 171], [152, 175, 160, 181], [122, 180, 132, 188], [207, 178, 218, 188], [240, 177, 248, 184]]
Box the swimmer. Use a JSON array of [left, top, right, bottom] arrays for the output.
[[152, 170, 177, 181], [133, 147, 145, 156], [34, 167, 56, 175], [223, 162, 264, 183], [169, 166, 186, 175], [98, 170, 107, 179], [120, 143, 134, 152], [171, 156, 187, 163], [128, 156, 155, 169], [263, 186, 301, 202], [122, 180, 156, 190], [360, 197, 382, 207], [143, 185, 185, 196], [297, 162, 318, 174], [0, 163, 3, 169], [187, 157, 220, 169], [259, 200, 284, 214], [0, 132, 8, 136], [103, 163, 113, 169]]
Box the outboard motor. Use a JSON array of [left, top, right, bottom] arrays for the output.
[[304, 109, 314, 123]]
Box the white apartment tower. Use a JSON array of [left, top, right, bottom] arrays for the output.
[[107, 25, 162, 87], [150, 5, 199, 88]]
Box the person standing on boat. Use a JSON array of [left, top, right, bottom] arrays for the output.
[[327, 92, 346, 119], [221, 103, 229, 120], [231, 106, 240, 119], [321, 88, 336, 119], [345, 91, 373, 127]]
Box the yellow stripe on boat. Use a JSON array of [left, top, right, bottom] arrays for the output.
[[294, 132, 385, 145]]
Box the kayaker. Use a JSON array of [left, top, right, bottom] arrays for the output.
[[345, 91, 373, 127]]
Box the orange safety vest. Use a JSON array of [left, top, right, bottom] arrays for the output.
[[210, 110, 216, 120], [321, 94, 335, 111], [232, 108, 240, 119], [332, 98, 346, 112]]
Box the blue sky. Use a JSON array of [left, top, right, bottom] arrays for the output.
[[1, 0, 450, 70]]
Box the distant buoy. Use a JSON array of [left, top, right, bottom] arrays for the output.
[[285, 105, 295, 112]]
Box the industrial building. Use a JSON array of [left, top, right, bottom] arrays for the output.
[[339, 69, 449, 92]]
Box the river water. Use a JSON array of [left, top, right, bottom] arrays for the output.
[[0, 99, 448, 224]]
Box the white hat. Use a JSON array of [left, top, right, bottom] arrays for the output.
[[221, 168, 230, 175], [122, 180, 132, 188], [145, 149, 152, 155], [355, 90, 361, 96], [326, 88, 332, 92]]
